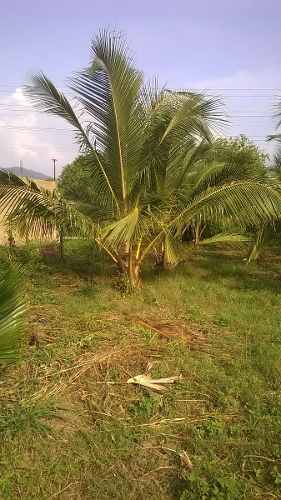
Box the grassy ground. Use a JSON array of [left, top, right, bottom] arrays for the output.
[[0, 240, 281, 499]]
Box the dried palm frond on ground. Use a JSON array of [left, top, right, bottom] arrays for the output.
[[127, 374, 182, 393]]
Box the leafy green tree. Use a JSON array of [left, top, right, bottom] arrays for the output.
[[214, 135, 268, 169], [58, 155, 104, 220], [58, 156, 95, 204]]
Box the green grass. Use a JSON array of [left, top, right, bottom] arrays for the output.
[[0, 241, 281, 499]]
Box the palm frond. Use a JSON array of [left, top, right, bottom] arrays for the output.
[[0, 170, 27, 187], [25, 73, 92, 151], [101, 206, 140, 249], [247, 225, 267, 262], [0, 173, 93, 240], [0, 268, 25, 363], [267, 134, 281, 143], [198, 232, 252, 246], [162, 232, 182, 267], [169, 180, 281, 232], [71, 30, 144, 205], [273, 98, 281, 129], [160, 91, 225, 145], [9, 193, 93, 240]]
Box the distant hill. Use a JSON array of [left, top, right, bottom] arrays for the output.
[[0, 167, 51, 180]]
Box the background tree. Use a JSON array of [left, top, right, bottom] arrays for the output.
[[58, 156, 94, 204]]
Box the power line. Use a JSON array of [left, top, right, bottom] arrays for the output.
[[0, 88, 280, 97], [0, 124, 72, 132], [0, 122, 276, 134], [0, 93, 278, 100], [0, 106, 277, 115], [0, 84, 281, 90], [0, 107, 278, 120]]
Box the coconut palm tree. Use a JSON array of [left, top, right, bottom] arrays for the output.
[[138, 127, 270, 269], [1, 30, 281, 287], [0, 171, 91, 258], [245, 99, 281, 262]]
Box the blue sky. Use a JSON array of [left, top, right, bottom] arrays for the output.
[[0, 0, 280, 175]]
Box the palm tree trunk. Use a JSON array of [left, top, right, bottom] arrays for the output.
[[192, 221, 206, 246], [59, 228, 64, 260], [154, 242, 174, 271], [128, 249, 141, 288], [154, 242, 165, 268], [117, 246, 141, 289]]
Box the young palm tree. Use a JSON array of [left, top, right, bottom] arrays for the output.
[[137, 122, 270, 269], [246, 99, 281, 261], [0, 268, 25, 363], [247, 166, 281, 262], [0, 171, 91, 258], [1, 30, 281, 287]]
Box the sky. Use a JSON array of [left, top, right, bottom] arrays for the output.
[[0, 0, 280, 176]]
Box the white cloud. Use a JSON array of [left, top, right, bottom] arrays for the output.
[[0, 87, 79, 176]]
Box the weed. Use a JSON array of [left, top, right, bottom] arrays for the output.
[[180, 470, 247, 500], [0, 403, 59, 437]]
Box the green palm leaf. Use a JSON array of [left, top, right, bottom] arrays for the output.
[[71, 30, 144, 207], [0, 268, 25, 363], [170, 181, 281, 231], [198, 232, 252, 246], [0, 171, 93, 241], [25, 73, 92, 151], [101, 206, 140, 249]]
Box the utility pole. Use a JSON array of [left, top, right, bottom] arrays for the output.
[[52, 159, 57, 182], [19, 159, 23, 177]]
